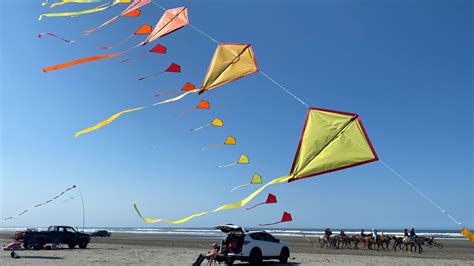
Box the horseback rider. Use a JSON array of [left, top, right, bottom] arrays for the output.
[[339, 230, 346, 238], [404, 228, 409, 238], [410, 228, 417, 243], [372, 229, 378, 242], [360, 229, 365, 238], [324, 228, 332, 240]]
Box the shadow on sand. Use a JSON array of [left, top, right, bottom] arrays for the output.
[[15, 256, 64, 260]]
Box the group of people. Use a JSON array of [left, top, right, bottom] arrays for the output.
[[324, 228, 418, 242]]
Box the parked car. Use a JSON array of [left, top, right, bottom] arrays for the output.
[[215, 224, 290, 265], [91, 230, 111, 237], [16, 225, 90, 250]]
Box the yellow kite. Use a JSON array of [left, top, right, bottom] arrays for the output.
[[218, 154, 249, 168], [190, 118, 223, 132], [202, 135, 236, 150], [134, 107, 378, 224], [231, 173, 262, 192]]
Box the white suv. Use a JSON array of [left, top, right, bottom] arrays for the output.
[[215, 224, 290, 265]]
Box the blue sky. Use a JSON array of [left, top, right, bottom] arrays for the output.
[[1, 0, 472, 230]]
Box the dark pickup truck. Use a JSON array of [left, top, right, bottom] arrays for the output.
[[16, 226, 90, 249]]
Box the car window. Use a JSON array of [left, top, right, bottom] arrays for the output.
[[262, 233, 278, 242], [48, 226, 55, 232], [58, 227, 65, 232], [65, 227, 76, 233], [250, 233, 265, 241]]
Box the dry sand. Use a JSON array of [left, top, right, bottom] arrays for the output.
[[1, 232, 473, 265]]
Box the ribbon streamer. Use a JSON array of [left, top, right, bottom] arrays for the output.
[[49, 0, 101, 8], [259, 212, 292, 226], [75, 89, 199, 137], [178, 100, 210, 117], [138, 63, 181, 80], [134, 175, 292, 224], [3, 185, 77, 221], [191, 118, 223, 132], [101, 24, 152, 50], [218, 154, 248, 167], [246, 193, 276, 210], [120, 43, 167, 63], [38, 0, 131, 20], [203, 135, 235, 150]]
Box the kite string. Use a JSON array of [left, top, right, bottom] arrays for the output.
[[150, 0, 309, 108], [150, 0, 466, 230], [379, 160, 463, 227]]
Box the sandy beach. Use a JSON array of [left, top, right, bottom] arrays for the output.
[[1, 232, 473, 265]]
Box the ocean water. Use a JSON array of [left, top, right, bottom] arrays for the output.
[[0, 227, 465, 240]]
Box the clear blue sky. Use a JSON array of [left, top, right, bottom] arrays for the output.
[[1, 0, 472, 230]]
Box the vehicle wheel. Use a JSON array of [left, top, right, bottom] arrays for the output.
[[279, 247, 290, 263], [78, 240, 88, 249], [437, 243, 443, 249], [68, 242, 76, 249], [249, 248, 262, 265], [23, 241, 29, 250]]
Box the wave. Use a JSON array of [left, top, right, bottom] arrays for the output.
[[0, 227, 465, 240]]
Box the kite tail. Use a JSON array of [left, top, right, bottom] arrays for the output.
[[156, 89, 180, 97], [190, 124, 211, 132], [217, 162, 236, 167], [50, 0, 101, 8], [38, 1, 117, 20], [75, 90, 199, 137], [245, 202, 265, 210], [18, 210, 28, 216], [230, 183, 250, 192], [201, 143, 224, 150], [139, 71, 165, 81], [38, 32, 80, 43], [259, 221, 283, 226], [75, 107, 145, 137], [41, 0, 49, 6], [120, 51, 148, 63], [133, 175, 292, 224], [43, 49, 130, 73], [177, 108, 196, 117], [101, 34, 134, 50]]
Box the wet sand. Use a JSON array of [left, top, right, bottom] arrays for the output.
[[1, 232, 473, 265]]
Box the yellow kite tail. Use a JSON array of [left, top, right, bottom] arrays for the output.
[[75, 107, 145, 137], [133, 175, 292, 224], [50, 0, 101, 8], [75, 89, 199, 138], [230, 183, 250, 192], [38, 0, 128, 20], [461, 228, 474, 242]]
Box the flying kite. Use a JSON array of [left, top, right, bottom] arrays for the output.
[[133, 107, 378, 224], [139, 63, 181, 81], [202, 135, 235, 150], [246, 193, 276, 209], [101, 24, 152, 50], [121, 44, 167, 63], [191, 118, 223, 132], [72, 43, 255, 137], [259, 212, 292, 226], [38, 0, 133, 20], [218, 154, 248, 168], [2, 185, 77, 221], [178, 100, 210, 117], [156, 82, 195, 97], [43, 6, 188, 72], [231, 173, 262, 192]]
